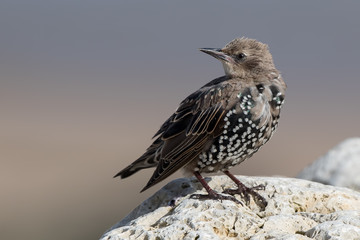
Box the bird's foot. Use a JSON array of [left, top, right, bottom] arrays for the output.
[[223, 184, 267, 210], [190, 190, 243, 205]]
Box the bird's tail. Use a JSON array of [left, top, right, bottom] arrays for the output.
[[113, 138, 162, 178]]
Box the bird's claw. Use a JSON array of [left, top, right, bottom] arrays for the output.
[[223, 184, 267, 211]]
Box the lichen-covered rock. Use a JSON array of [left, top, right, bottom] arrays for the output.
[[297, 138, 360, 191], [101, 176, 360, 240]]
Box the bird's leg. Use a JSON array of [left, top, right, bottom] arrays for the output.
[[222, 170, 267, 210], [190, 171, 242, 205]]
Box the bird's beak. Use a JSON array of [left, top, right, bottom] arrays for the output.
[[199, 48, 233, 63]]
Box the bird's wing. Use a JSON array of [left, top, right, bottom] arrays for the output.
[[141, 83, 233, 192], [152, 76, 230, 138]]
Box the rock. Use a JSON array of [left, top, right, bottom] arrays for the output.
[[101, 176, 360, 240], [297, 138, 360, 190]]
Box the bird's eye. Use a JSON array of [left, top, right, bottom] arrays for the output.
[[237, 53, 247, 60]]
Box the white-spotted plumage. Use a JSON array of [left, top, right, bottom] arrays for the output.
[[196, 78, 285, 173]]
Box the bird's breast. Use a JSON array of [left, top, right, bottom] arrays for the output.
[[194, 82, 285, 173]]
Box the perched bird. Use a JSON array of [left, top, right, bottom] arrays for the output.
[[114, 38, 286, 209]]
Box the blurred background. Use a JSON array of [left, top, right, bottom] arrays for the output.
[[1, 1, 360, 239]]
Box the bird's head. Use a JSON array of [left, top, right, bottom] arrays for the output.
[[200, 38, 276, 78]]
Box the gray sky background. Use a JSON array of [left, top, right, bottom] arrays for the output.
[[1, 1, 360, 239]]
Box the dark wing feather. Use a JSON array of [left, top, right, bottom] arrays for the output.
[[152, 76, 229, 138], [141, 83, 231, 192], [140, 134, 209, 192], [113, 137, 162, 178], [186, 103, 223, 135], [152, 90, 201, 138]]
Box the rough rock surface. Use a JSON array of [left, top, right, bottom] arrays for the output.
[[101, 176, 360, 240], [297, 138, 360, 191]]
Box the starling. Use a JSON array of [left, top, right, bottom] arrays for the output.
[[114, 38, 286, 209]]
